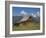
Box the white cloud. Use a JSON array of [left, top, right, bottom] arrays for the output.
[[37, 11, 40, 17], [31, 13, 37, 17], [33, 14, 37, 17], [31, 13, 34, 16], [20, 10, 27, 15], [31, 11, 40, 17], [20, 10, 40, 17]]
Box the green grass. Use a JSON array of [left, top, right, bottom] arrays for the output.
[[12, 22, 40, 31]]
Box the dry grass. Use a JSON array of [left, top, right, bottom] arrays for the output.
[[12, 22, 40, 31]]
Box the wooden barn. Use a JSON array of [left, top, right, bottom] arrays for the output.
[[13, 16, 32, 26], [15, 16, 32, 24]]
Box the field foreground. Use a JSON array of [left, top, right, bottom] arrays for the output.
[[12, 22, 40, 31]]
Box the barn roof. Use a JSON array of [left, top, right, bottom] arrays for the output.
[[13, 16, 32, 23], [19, 16, 29, 22]]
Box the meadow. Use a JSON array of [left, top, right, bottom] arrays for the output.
[[12, 21, 40, 31]]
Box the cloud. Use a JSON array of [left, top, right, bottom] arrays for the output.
[[31, 11, 40, 17], [37, 11, 40, 17], [20, 10, 40, 17], [20, 10, 27, 15], [31, 13, 37, 17], [33, 14, 37, 17], [31, 13, 34, 16]]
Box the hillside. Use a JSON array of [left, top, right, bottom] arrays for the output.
[[12, 16, 40, 31]]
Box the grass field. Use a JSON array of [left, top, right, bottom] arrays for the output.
[[12, 22, 40, 31]]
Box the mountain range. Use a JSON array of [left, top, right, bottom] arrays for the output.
[[13, 11, 40, 24]]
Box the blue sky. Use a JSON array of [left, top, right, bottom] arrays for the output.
[[12, 7, 40, 16]]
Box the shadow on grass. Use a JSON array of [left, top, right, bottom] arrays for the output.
[[13, 23, 20, 27]]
